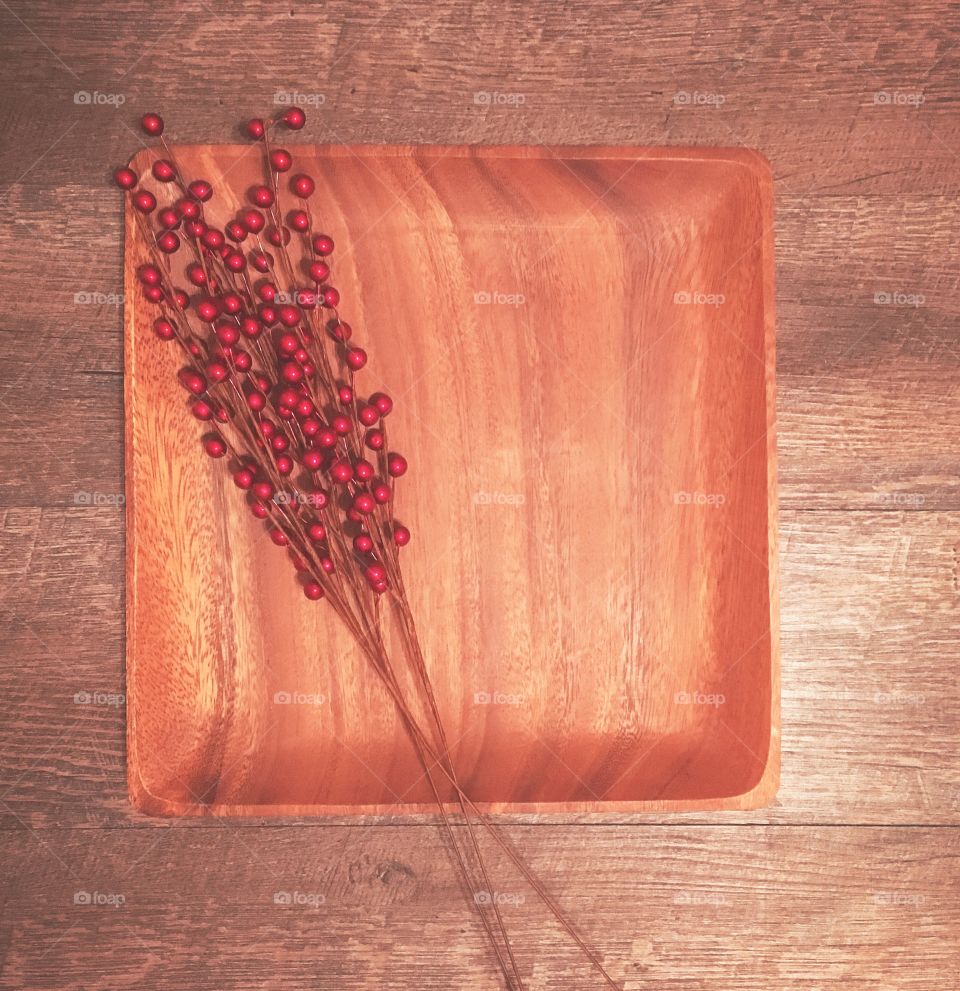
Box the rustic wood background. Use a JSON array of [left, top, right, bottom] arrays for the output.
[[0, 1, 957, 988]]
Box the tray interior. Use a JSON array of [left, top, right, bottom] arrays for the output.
[[125, 143, 779, 815]]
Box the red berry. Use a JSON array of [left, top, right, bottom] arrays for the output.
[[221, 292, 243, 315], [234, 468, 255, 489], [303, 581, 324, 600], [393, 524, 411, 547], [113, 166, 137, 189], [196, 298, 218, 322], [358, 405, 379, 426], [204, 436, 227, 458], [242, 208, 266, 233], [187, 262, 207, 287], [226, 220, 247, 242], [371, 392, 393, 416], [205, 360, 229, 383], [331, 414, 351, 435], [373, 483, 391, 504], [308, 261, 330, 283], [387, 454, 408, 477], [141, 112, 164, 136], [270, 148, 292, 172], [202, 228, 225, 250], [152, 159, 176, 182], [353, 494, 375, 515], [250, 500, 269, 519], [276, 454, 294, 475], [330, 460, 353, 484], [303, 450, 323, 471], [322, 286, 340, 308], [157, 207, 180, 230], [253, 481, 274, 502], [191, 400, 213, 420], [246, 118, 265, 140], [282, 107, 306, 129], [188, 179, 213, 202], [133, 190, 156, 213], [354, 533, 374, 554], [354, 459, 375, 481], [308, 522, 326, 542], [270, 527, 288, 547], [178, 369, 207, 395], [365, 564, 386, 583], [251, 185, 274, 207], [290, 210, 309, 232], [247, 389, 266, 412], [316, 428, 337, 448], [365, 429, 385, 451], [176, 198, 200, 219], [346, 347, 367, 370], [312, 234, 334, 255], [153, 317, 175, 340], [291, 174, 315, 197], [338, 386, 353, 404], [139, 264, 161, 286], [157, 230, 180, 253]]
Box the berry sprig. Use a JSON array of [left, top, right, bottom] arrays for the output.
[[117, 109, 410, 611], [116, 111, 621, 991]]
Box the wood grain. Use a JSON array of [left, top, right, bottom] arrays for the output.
[[124, 145, 779, 815], [1, 825, 957, 990], [2, 509, 956, 827], [0, 0, 958, 986]]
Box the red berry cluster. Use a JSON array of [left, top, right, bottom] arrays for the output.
[[116, 110, 411, 604]]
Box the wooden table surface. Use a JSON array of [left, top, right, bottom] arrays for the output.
[[0, 1, 957, 988]]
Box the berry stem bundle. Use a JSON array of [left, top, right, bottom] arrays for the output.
[[117, 108, 620, 991]]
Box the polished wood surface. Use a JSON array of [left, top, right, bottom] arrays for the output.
[[1, 0, 957, 987], [124, 144, 779, 815]]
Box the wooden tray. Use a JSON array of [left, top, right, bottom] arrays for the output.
[[124, 144, 779, 816]]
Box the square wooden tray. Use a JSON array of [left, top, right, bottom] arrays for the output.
[[124, 143, 779, 816]]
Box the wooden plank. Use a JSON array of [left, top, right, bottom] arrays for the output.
[[0, 825, 956, 989], [3, 186, 958, 510], [1, 508, 957, 826]]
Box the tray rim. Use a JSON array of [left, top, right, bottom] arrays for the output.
[[124, 143, 780, 818]]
